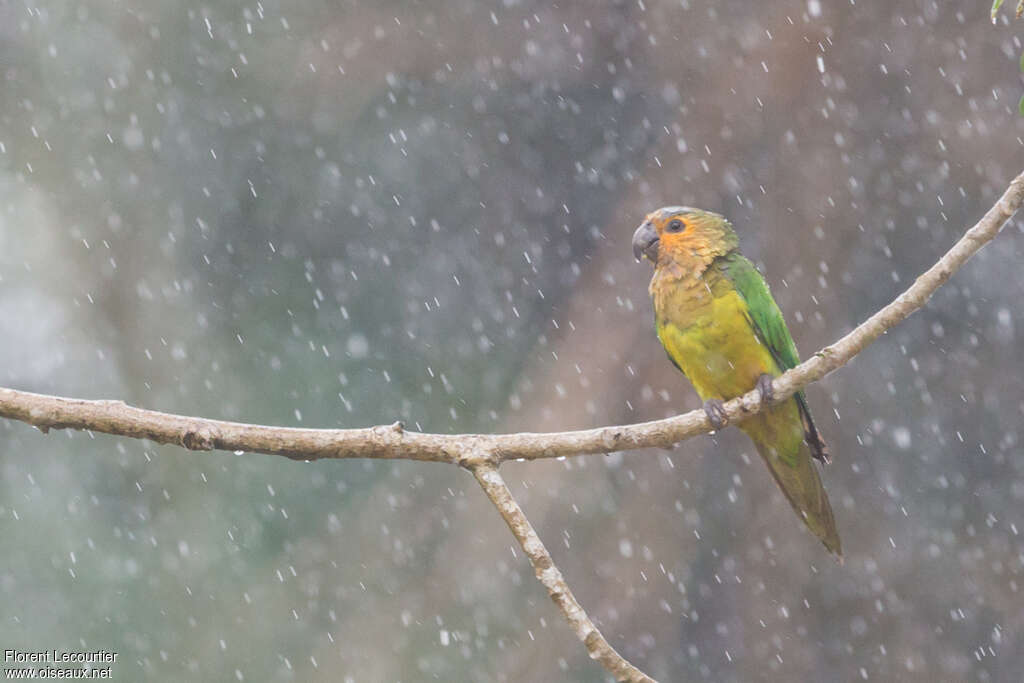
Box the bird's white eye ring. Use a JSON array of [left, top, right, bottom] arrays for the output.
[[667, 219, 684, 232]]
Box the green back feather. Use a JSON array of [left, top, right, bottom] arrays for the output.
[[719, 252, 801, 371], [719, 252, 830, 462]]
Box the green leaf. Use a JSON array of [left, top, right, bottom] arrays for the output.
[[1018, 93, 1024, 116], [993, 0, 1005, 23]]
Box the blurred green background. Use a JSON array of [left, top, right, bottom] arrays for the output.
[[2, 1, 1024, 680]]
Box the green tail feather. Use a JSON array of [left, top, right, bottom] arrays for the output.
[[741, 405, 842, 556]]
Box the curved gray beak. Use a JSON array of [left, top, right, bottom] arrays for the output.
[[632, 222, 659, 263]]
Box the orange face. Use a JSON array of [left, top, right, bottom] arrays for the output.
[[632, 206, 737, 269]]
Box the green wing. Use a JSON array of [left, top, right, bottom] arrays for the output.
[[719, 252, 830, 462], [719, 252, 800, 369]]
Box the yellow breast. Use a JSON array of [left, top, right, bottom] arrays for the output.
[[654, 277, 779, 402]]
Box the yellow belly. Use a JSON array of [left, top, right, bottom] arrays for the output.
[[656, 288, 779, 401]]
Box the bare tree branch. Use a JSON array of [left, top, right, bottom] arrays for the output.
[[1, 171, 1021, 465], [471, 462, 656, 683], [0, 170, 1021, 682]]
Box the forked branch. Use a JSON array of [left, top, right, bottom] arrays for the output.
[[0, 171, 1021, 682]]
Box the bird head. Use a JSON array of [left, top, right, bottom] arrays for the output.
[[632, 206, 738, 274]]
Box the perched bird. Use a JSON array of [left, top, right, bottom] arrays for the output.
[[632, 206, 841, 555]]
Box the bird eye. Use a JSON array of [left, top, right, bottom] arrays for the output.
[[666, 219, 684, 233]]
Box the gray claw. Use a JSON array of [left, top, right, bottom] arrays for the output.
[[756, 373, 775, 405], [703, 399, 728, 430]]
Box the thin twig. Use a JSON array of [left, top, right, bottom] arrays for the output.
[[471, 462, 656, 683], [1, 171, 1021, 463]]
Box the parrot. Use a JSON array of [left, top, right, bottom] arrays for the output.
[[632, 206, 841, 556]]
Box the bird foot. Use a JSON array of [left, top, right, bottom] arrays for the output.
[[756, 373, 775, 405], [703, 399, 728, 431]]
